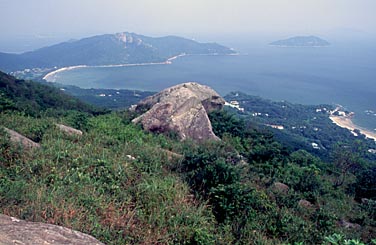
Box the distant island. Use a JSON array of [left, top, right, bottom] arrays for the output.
[[270, 36, 330, 47], [0, 32, 236, 72]]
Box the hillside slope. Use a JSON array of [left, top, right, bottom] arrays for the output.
[[0, 80, 375, 244], [0, 71, 102, 115]]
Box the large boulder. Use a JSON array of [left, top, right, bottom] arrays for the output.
[[56, 124, 83, 136], [132, 82, 225, 142], [4, 128, 40, 149], [0, 214, 104, 244]]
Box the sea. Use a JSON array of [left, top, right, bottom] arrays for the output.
[[45, 40, 376, 131]]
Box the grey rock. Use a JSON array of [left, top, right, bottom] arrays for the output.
[[298, 199, 314, 208], [272, 182, 289, 194], [56, 124, 83, 136], [4, 128, 40, 149], [132, 82, 225, 142], [0, 214, 104, 245], [338, 219, 361, 229]]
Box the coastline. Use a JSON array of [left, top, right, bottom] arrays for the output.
[[42, 52, 238, 81], [42, 53, 187, 81], [329, 115, 376, 141]]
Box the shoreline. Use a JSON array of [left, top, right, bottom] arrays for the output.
[[42, 52, 238, 81], [42, 54, 187, 81], [329, 115, 376, 141]]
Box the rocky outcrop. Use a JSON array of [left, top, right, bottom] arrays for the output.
[[0, 214, 104, 245], [4, 128, 40, 149], [132, 82, 225, 142], [56, 124, 83, 136]]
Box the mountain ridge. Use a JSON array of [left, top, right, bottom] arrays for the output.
[[0, 32, 235, 72]]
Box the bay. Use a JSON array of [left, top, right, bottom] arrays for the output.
[[46, 42, 376, 130]]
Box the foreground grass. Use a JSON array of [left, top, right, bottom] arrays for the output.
[[0, 112, 217, 244], [1, 112, 375, 244]]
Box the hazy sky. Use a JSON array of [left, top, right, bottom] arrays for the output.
[[1, 0, 376, 41]]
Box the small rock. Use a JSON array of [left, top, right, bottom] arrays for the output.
[[272, 182, 289, 194], [0, 214, 104, 244], [298, 199, 314, 208], [160, 149, 183, 161], [361, 198, 370, 205], [126, 155, 136, 160], [56, 124, 83, 136], [4, 128, 40, 149], [338, 219, 361, 229]]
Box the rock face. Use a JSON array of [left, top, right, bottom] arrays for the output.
[[4, 128, 40, 149], [132, 82, 225, 142], [0, 214, 104, 245]]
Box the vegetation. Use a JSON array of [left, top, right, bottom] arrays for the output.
[[0, 73, 375, 244], [224, 92, 376, 162], [0, 71, 103, 116], [56, 84, 155, 110]]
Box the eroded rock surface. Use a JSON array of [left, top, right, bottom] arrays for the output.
[[0, 214, 103, 245], [132, 82, 225, 142], [4, 128, 40, 149]]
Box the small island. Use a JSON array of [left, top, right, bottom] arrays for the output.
[[270, 36, 330, 47]]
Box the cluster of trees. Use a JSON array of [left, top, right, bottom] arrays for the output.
[[0, 71, 103, 116], [225, 92, 376, 162], [206, 110, 376, 243], [55, 84, 154, 110]]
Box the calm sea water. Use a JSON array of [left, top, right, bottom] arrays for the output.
[[47, 42, 376, 130]]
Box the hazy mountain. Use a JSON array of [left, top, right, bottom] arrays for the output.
[[0, 32, 235, 72], [270, 36, 330, 47]]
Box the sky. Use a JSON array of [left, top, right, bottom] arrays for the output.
[[0, 0, 376, 51]]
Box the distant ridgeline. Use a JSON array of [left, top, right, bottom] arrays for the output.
[[270, 36, 330, 47], [0, 32, 235, 72]]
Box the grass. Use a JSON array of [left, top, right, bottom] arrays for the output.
[[1, 111, 374, 244], [0, 112, 218, 244]]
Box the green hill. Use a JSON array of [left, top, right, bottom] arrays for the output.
[[0, 73, 375, 244], [0, 71, 102, 116]]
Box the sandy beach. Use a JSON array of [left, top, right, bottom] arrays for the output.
[[42, 52, 239, 81], [329, 115, 376, 141], [43, 65, 88, 81], [42, 53, 190, 81]]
